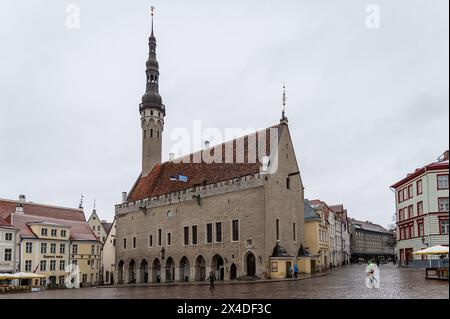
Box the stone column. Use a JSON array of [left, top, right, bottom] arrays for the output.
[[160, 266, 166, 282], [174, 266, 181, 282]]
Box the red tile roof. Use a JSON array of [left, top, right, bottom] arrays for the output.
[[0, 198, 97, 242], [11, 213, 99, 241], [0, 199, 86, 222], [128, 125, 282, 202]]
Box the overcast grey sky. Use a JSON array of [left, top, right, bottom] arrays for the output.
[[0, 0, 448, 228]]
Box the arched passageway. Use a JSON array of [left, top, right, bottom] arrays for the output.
[[245, 252, 256, 276], [211, 254, 224, 281], [128, 259, 136, 284], [195, 255, 206, 281], [179, 257, 190, 282], [166, 257, 175, 282], [140, 259, 149, 283], [152, 258, 161, 283]]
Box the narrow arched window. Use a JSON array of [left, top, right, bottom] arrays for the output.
[[157, 130, 160, 139], [150, 129, 153, 138], [144, 130, 147, 138]]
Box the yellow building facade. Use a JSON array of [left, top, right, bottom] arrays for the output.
[[2, 196, 102, 288], [304, 199, 330, 272]]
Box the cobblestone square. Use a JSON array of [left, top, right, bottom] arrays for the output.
[[1, 264, 448, 299]]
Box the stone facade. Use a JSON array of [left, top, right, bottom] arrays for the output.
[[115, 123, 305, 283], [349, 218, 396, 262]]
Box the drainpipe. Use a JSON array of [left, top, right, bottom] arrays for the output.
[[389, 186, 400, 266], [425, 168, 432, 268]]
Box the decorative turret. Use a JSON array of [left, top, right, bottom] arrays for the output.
[[140, 6, 165, 176]]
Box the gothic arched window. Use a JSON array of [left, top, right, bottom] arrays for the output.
[[144, 130, 147, 138], [150, 129, 153, 138]]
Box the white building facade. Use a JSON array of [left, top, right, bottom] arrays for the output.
[[101, 218, 116, 285], [0, 217, 18, 273], [392, 151, 449, 265]]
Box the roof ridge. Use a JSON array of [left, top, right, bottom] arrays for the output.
[[0, 198, 82, 212], [13, 213, 87, 225]]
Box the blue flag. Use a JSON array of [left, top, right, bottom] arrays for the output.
[[178, 175, 188, 183]]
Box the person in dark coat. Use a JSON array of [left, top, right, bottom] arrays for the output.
[[207, 271, 216, 291]]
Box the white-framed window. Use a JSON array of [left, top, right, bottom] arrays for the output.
[[60, 244, 66, 254], [50, 260, 56, 271], [437, 175, 449, 190], [50, 243, 56, 254], [60, 260, 65, 271], [5, 233, 13, 241], [40, 243, 47, 254], [41, 228, 48, 236], [4, 248, 12, 261], [72, 244, 78, 254], [438, 198, 449, 212], [440, 219, 449, 235], [25, 242, 33, 254], [40, 260, 47, 271], [25, 260, 32, 272], [51, 229, 57, 237]]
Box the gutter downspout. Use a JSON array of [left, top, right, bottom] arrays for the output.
[[389, 186, 400, 266]]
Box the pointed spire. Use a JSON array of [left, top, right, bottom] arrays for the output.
[[93, 198, 96, 213], [280, 84, 288, 123], [140, 5, 164, 114]]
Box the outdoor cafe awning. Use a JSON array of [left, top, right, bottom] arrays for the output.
[[413, 245, 449, 255], [0, 272, 47, 280]]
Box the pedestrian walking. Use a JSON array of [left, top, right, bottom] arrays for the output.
[[293, 264, 299, 278], [376, 259, 380, 267], [207, 271, 216, 291]]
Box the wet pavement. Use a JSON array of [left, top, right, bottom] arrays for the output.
[[1, 264, 448, 299]]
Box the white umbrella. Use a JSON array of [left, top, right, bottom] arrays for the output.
[[413, 245, 449, 255]]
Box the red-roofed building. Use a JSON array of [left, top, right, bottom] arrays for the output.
[[0, 195, 101, 287], [114, 16, 306, 284], [390, 151, 449, 266]]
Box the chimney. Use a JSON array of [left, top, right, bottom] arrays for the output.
[[169, 153, 175, 161], [122, 192, 127, 204], [15, 194, 26, 214]]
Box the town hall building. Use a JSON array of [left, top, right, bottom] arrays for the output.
[[115, 11, 306, 283]]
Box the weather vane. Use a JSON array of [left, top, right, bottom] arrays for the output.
[[79, 193, 84, 209], [281, 84, 288, 121]]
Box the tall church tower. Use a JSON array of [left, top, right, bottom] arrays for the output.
[[140, 8, 165, 176]]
